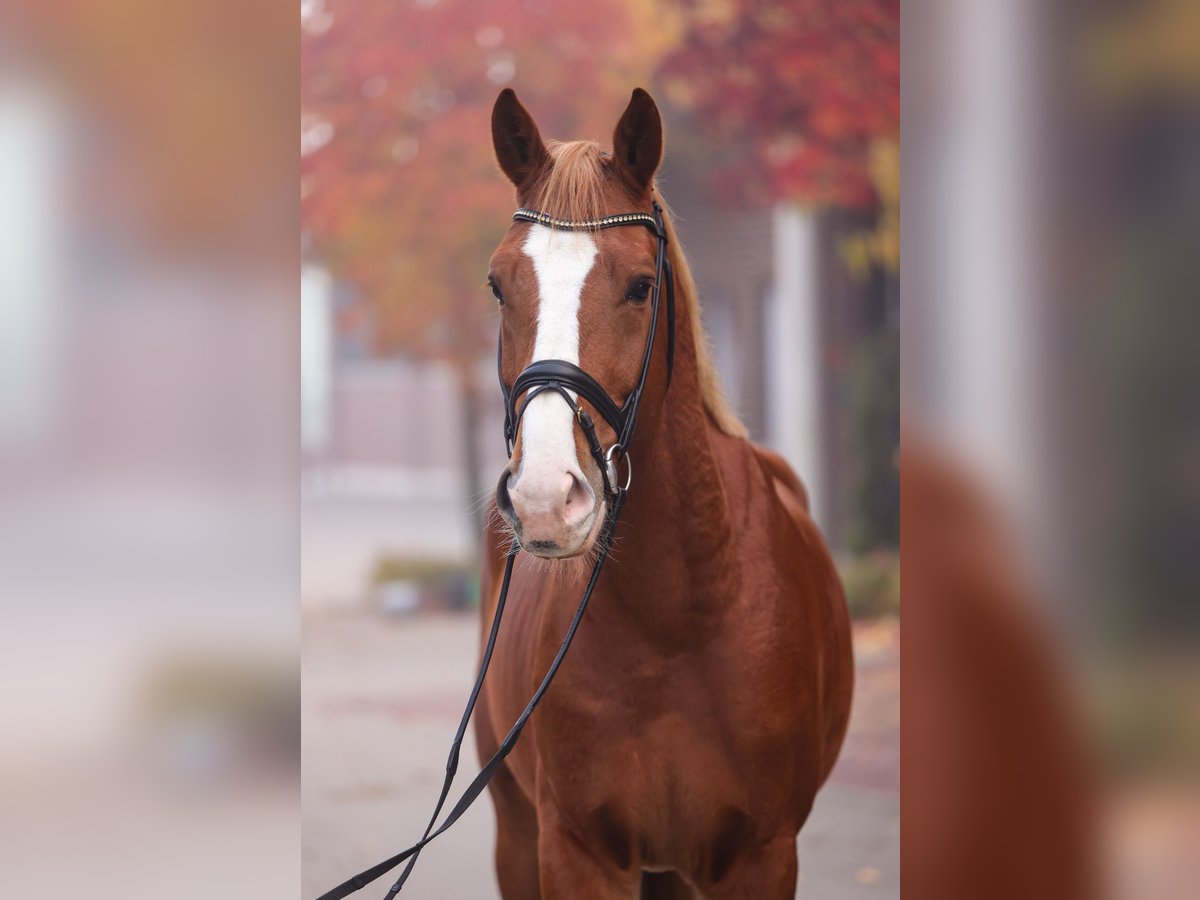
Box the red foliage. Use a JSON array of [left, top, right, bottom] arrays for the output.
[[659, 0, 899, 209], [301, 0, 649, 356]]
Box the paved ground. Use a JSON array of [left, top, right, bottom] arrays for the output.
[[302, 613, 898, 899]]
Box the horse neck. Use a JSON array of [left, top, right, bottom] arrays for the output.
[[604, 290, 736, 610]]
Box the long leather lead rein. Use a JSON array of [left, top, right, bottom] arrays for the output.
[[314, 493, 626, 900], [313, 201, 669, 900]]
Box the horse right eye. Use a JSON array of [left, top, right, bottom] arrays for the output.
[[489, 280, 505, 305], [625, 281, 652, 303]]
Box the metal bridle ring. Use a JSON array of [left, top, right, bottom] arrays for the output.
[[604, 444, 632, 493]]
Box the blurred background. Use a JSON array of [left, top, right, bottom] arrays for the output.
[[300, 1, 899, 897], [0, 0, 1193, 897], [299, 0, 900, 604], [0, 2, 298, 899], [903, 1, 1200, 898]]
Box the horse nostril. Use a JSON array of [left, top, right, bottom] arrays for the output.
[[561, 472, 592, 525], [564, 472, 588, 510], [495, 471, 517, 523]]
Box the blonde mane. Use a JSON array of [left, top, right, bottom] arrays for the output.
[[527, 140, 747, 439]]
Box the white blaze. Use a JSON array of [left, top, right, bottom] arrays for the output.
[[517, 226, 597, 488]]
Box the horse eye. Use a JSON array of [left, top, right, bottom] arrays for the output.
[[489, 280, 504, 305], [625, 281, 652, 303]]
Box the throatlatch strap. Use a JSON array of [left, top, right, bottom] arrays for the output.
[[313, 492, 627, 900], [664, 256, 675, 385]]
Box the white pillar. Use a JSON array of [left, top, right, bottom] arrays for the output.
[[933, 0, 1042, 548], [0, 82, 63, 448], [300, 265, 333, 454], [767, 203, 825, 529]]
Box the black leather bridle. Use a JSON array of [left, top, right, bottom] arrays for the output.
[[501, 201, 675, 497], [314, 201, 675, 900]]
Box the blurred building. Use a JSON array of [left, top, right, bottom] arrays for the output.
[[667, 173, 899, 554], [301, 268, 506, 606]]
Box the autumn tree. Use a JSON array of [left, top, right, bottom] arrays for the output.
[[659, 0, 898, 214], [660, 0, 900, 552], [301, 0, 659, 545]]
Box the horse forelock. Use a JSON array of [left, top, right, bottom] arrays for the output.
[[526, 140, 611, 224]]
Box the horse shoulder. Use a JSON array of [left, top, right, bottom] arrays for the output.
[[745, 442, 854, 788]]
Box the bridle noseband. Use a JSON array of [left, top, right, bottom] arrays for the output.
[[500, 201, 675, 497], [315, 199, 675, 900]]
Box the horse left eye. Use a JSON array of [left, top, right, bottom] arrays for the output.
[[625, 281, 652, 303]]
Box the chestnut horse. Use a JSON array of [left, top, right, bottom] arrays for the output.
[[477, 88, 853, 899]]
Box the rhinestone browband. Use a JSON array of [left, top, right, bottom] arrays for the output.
[[513, 208, 659, 231]]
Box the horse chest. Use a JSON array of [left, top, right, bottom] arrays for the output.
[[535, 633, 804, 857]]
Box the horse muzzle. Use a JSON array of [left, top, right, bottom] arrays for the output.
[[496, 465, 599, 558]]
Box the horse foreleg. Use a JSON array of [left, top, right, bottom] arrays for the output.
[[486, 760, 542, 900], [477, 693, 540, 900], [536, 803, 640, 899], [696, 835, 798, 900]]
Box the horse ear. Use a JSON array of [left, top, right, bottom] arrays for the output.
[[612, 88, 663, 192], [492, 89, 548, 188]]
